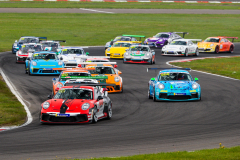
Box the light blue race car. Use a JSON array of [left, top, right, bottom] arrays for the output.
[[148, 68, 201, 101], [25, 51, 64, 75]]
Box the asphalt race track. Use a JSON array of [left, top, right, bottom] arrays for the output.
[[0, 45, 240, 159]]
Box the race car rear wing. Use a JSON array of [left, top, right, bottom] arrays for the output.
[[173, 32, 189, 38], [61, 76, 108, 80], [74, 56, 110, 60], [147, 68, 191, 72], [186, 39, 202, 44], [218, 36, 238, 43], [51, 67, 95, 71], [53, 40, 66, 43], [38, 37, 47, 41], [122, 34, 146, 41], [78, 62, 117, 65], [64, 83, 116, 87]]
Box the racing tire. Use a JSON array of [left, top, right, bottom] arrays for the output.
[[194, 48, 199, 56], [25, 65, 28, 74], [184, 49, 188, 57], [228, 45, 234, 53], [28, 68, 32, 76], [120, 85, 123, 93], [105, 103, 112, 120], [148, 88, 152, 99], [153, 56, 156, 64], [92, 113, 98, 123], [215, 46, 219, 53], [164, 41, 168, 46], [153, 89, 157, 102], [150, 58, 153, 65], [39, 112, 44, 124]]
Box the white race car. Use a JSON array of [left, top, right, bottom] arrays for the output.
[[58, 47, 89, 68], [161, 39, 202, 56]]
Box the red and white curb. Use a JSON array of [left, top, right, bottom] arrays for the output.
[[0, 0, 239, 3], [166, 56, 240, 81], [0, 68, 32, 132]]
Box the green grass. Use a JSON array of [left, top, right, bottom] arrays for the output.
[[171, 57, 240, 80], [0, 13, 240, 52], [0, 76, 27, 126], [64, 146, 240, 160], [0, 1, 240, 10]]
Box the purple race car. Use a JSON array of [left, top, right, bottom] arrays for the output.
[[144, 32, 188, 48]]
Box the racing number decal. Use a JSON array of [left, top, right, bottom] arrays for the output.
[[220, 45, 223, 49], [60, 99, 74, 114]]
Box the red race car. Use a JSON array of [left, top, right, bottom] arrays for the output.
[[39, 84, 113, 124]]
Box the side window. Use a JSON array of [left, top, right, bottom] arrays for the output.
[[94, 88, 98, 100], [220, 39, 225, 43], [224, 39, 229, 42]]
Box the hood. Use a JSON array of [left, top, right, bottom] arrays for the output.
[[48, 99, 94, 112], [61, 54, 83, 60], [108, 47, 128, 53], [33, 59, 60, 67], [130, 51, 147, 56], [198, 42, 216, 47], [165, 45, 182, 49], [147, 37, 168, 42], [163, 81, 191, 90]]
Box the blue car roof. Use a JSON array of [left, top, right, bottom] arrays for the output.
[[160, 69, 189, 74]]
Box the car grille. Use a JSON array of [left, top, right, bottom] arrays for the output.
[[166, 52, 174, 54], [191, 93, 198, 98], [42, 70, 55, 73], [33, 69, 39, 73], [168, 95, 191, 100], [42, 114, 88, 122], [132, 60, 142, 62]]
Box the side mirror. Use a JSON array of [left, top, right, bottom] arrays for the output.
[[48, 95, 52, 99], [78, 64, 82, 68], [151, 77, 155, 81], [60, 57, 63, 60], [114, 65, 118, 68], [86, 52, 89, 55], [26, 57, 30, 61], [103, 88, 108, 92], [55, 88, 60, 92], [118, 71, 122, 75], [15, 40, 17, 42], [97, 96, 103, 101], [194, 77, 199, 81], [52, 78, 56, 81]]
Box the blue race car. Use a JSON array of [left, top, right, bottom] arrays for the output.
[[12, 36, 47, 54], [25, 51, 64, 75], [148, 68, 201, 101]]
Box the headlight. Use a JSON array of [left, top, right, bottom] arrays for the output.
[[158, 39, 163, 42], [210, 44, 214, 47], [192, 83, 198, 89], [107, 48, 110, 52], [114, 76, 120, 82], [125, 52, 129, 56], [57, 83, 63, 88], [58, 61, 63, 65], [146, 53, 150, 56], [32, 61, 37, 66], [14, 44, 17, 47], [158, 83, 164, 89], [162, 46, 166, 49], [82, 103, 90, 110], [43, 102, 50, 109]]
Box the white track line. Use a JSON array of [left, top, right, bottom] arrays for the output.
[[0, 68, 32, 132], [79, 8, 115, 14], [166, 56, 240, 81]]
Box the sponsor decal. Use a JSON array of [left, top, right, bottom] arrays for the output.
[[190, 90, 197, 92], [160, 90, 168, 92], [55, 113, 70, 117], [174, 93, 186, 95]]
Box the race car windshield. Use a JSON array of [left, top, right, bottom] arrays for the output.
[[158, 72, 193, 81], [89, 67, 116, 74], [19, 38, 38, 43], [22, 45, 42, 53], [112, 43, 131, 47], [204, 38, 220, 43], [154, 33, 169, 38], [62, 49, 83, 55], [130, 46, 149, 52], [170, 41, 187, 45], [42, 42, 58, 48], [33, 53, 57, 60], [60, 73, 91, 81], [54, 89, 93, 100]]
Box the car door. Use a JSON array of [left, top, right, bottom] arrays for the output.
[[219, 38, 226, 51], [188, 41, 195, 53], [95, 88, 104, 118], [224, 39, 231, 51]]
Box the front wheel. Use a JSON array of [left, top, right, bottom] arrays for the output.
[[148, 88, 152, 99], [194, 48, 199, 56], [28, 68, 31, 76], [153, 89, 157, 102], [215, 46, 219, 53], [184, 49, 188, 57], [106, 104, 112, 120]]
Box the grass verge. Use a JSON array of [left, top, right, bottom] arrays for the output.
[[0, 13, 240, 52], [171, 57, 240, 80], [66, 146, 240, 160], [0, 1, 240, 10], [0, 75, 26, 126]]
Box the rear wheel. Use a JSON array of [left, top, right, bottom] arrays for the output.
[[228, 45, 234, 53], [105, 104, 112, 120], [215, 46, 219, 53], [148, 88, 152, 99], [184, 49, 188, 57]]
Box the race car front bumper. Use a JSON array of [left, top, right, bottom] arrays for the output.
[[64, 63, 78, 68], [124, 57, 152, 63], [106, 85, 122, 93], [198, 47, 215, 52], [145, 42, 164, 48], [155, 90, 201, 101], [16, 56, 27, 62], [161, 50, 185, 56], [30, 68, 62, 75]]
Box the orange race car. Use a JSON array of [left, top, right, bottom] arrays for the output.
[[85, 63, 123, 93], [198, 36, 238, 53]]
